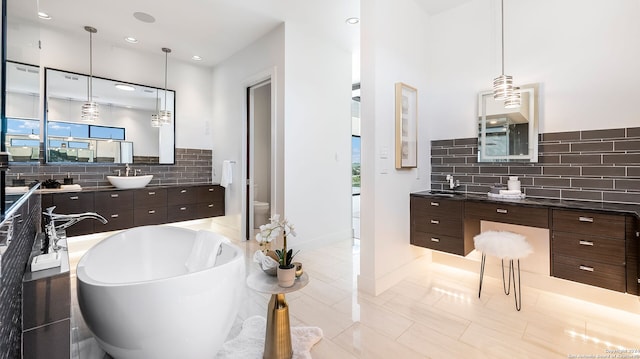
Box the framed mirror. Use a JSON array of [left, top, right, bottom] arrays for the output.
[[477, 84, 539, 163], [44, 68, 175, 164], [5, 61, 41, 163]]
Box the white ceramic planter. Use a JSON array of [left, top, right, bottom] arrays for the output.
[[277, 266, 296, 287]]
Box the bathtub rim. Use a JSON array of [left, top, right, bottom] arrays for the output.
[[76, 225, 243, 288]]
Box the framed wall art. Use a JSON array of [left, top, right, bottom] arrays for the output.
[[395, 82, 417, 168]]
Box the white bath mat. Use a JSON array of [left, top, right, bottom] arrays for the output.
[[216, 316, 323, 359]]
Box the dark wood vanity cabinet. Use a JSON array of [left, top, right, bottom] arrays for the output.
[[41, 184, 225, 236], [94, 190, 134, 232], [551, 209, 629, 293], [410, 197, 468, 256], [133, 188, 168, 226]]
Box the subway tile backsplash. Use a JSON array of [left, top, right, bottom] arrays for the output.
[[431, 127, 640, 204], [6, 148, 212, 188]]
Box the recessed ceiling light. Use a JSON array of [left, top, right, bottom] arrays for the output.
[[124, 37, 138, 44], [192, 55, 202, 61], [345, 17, 359, 25], [38, 12, 52, 20], [133, 12, 156, 23], [115, 84, 135, 91]]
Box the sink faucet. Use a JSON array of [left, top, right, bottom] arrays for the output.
[[446, 174, 460, 190], [125, 163, 131, 177], [43, 206, 108, 252]]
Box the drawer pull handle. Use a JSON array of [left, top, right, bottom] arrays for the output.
[[208, 204, 214, 208], [209, 188, 214, 192], [148, 191, 156, 195], [430, 219, 440, 224], [430, 237, 440, 243], [579, 240, 594, 246], [180, 207, 187, 211], [110, 194, 119, 198], [579, 265, 594, 272], [148, 210, 156, 214], [578, 216, 594, 223], [181, 189, 187, 194], [69, 196, 79, 200], [111, 214, 119, 218], [496, 209, 508, 214], [430, 202, 439, 207]]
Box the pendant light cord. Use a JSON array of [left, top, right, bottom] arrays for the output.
[[164, 50, 168, 111], [88, 31, 92, 101], [500, 0, 505, 76]]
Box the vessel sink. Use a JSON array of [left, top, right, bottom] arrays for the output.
[[107, 175, 153, 189]]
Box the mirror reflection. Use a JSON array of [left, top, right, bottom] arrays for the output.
[[44, 68, 175, 164], [477, 84, 538, 163], [5, 61, 41, 162]]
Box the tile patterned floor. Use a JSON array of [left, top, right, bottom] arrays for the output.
[[68, 216, 640, 359]]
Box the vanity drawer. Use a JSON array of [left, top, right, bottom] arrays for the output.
[[411, 231, 464, 256], [51, 192, 94, 213], [96, 210, 134, 232], [412, 217, 463, 237], [134, 188, 167, 207], [134, 207, 167, 226], [553, 232, 625, 265], [197, 185, 224, 202], [167, 203, 198, 222], [465, 201, 549, 228], [553, 254, 626, 292], [94, 190, 133, 211], [552, 210, 626, 239], [168, 187, 199, 206], [411, 196, 463, 216], [196, 202, 225, 218]]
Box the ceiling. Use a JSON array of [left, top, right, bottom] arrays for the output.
[[9, 0, 360, 68]]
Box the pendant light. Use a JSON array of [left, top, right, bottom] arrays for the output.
[[159, 47, 172, 125], [151, 88, 161, 127], [81, 26, 99, 121], [492, 0, 515, 103]]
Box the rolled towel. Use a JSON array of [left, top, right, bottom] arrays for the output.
[[184, 230, 224, 273], [220, 160, 233, 188], [499, 189, 522, 195], [60, 184, 82, 191], [253, 250, 279, 271]]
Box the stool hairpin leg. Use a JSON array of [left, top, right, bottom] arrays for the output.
[[501, 259, 513, 295], [511, 259, 522, 311], [478, 253, 487, 298]]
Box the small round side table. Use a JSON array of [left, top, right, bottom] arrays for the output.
[[246, 271, 309, 359]]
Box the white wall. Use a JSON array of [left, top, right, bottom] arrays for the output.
[[283, 22, 353, 246], [359, 0, 431, 295], [12, 25, 214, 151], [211, 25, 285, 222], [426, 0, 640, 140]]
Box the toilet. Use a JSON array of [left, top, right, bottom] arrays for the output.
[[253, 185, 270, 228]]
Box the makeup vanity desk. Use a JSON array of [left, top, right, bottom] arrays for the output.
[[410, 191, 640, 295]]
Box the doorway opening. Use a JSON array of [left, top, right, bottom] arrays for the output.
[[245, 79, 272, 240]]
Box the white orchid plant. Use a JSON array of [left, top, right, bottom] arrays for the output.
[[255, 214, 298, 269]]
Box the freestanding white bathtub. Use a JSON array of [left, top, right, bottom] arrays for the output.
[[76, 225, 245, 359]]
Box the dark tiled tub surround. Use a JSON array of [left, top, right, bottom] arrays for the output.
[[431, 127, 640, 204], [0, 192, 41, 358], [6, 148, 212, 189]]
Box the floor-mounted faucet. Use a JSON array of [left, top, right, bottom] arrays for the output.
[[43, 206, 108, 252]]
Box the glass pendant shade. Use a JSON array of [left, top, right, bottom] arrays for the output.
[[504, 86, 521, 108], [81, 101, 99, 122], [159, 110, 172, 125], [151, 114, 161, 128], [493, 74, 513, 101]]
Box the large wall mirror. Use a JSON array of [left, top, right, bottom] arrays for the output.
[[44, 68, 175, 164], [477, 84, 539, 163]]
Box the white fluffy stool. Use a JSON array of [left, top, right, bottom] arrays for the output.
[[474, 230, 532, 311]]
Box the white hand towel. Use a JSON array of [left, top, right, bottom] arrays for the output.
[[221, 160, 233, 188], [184, 230, 224, 273]]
